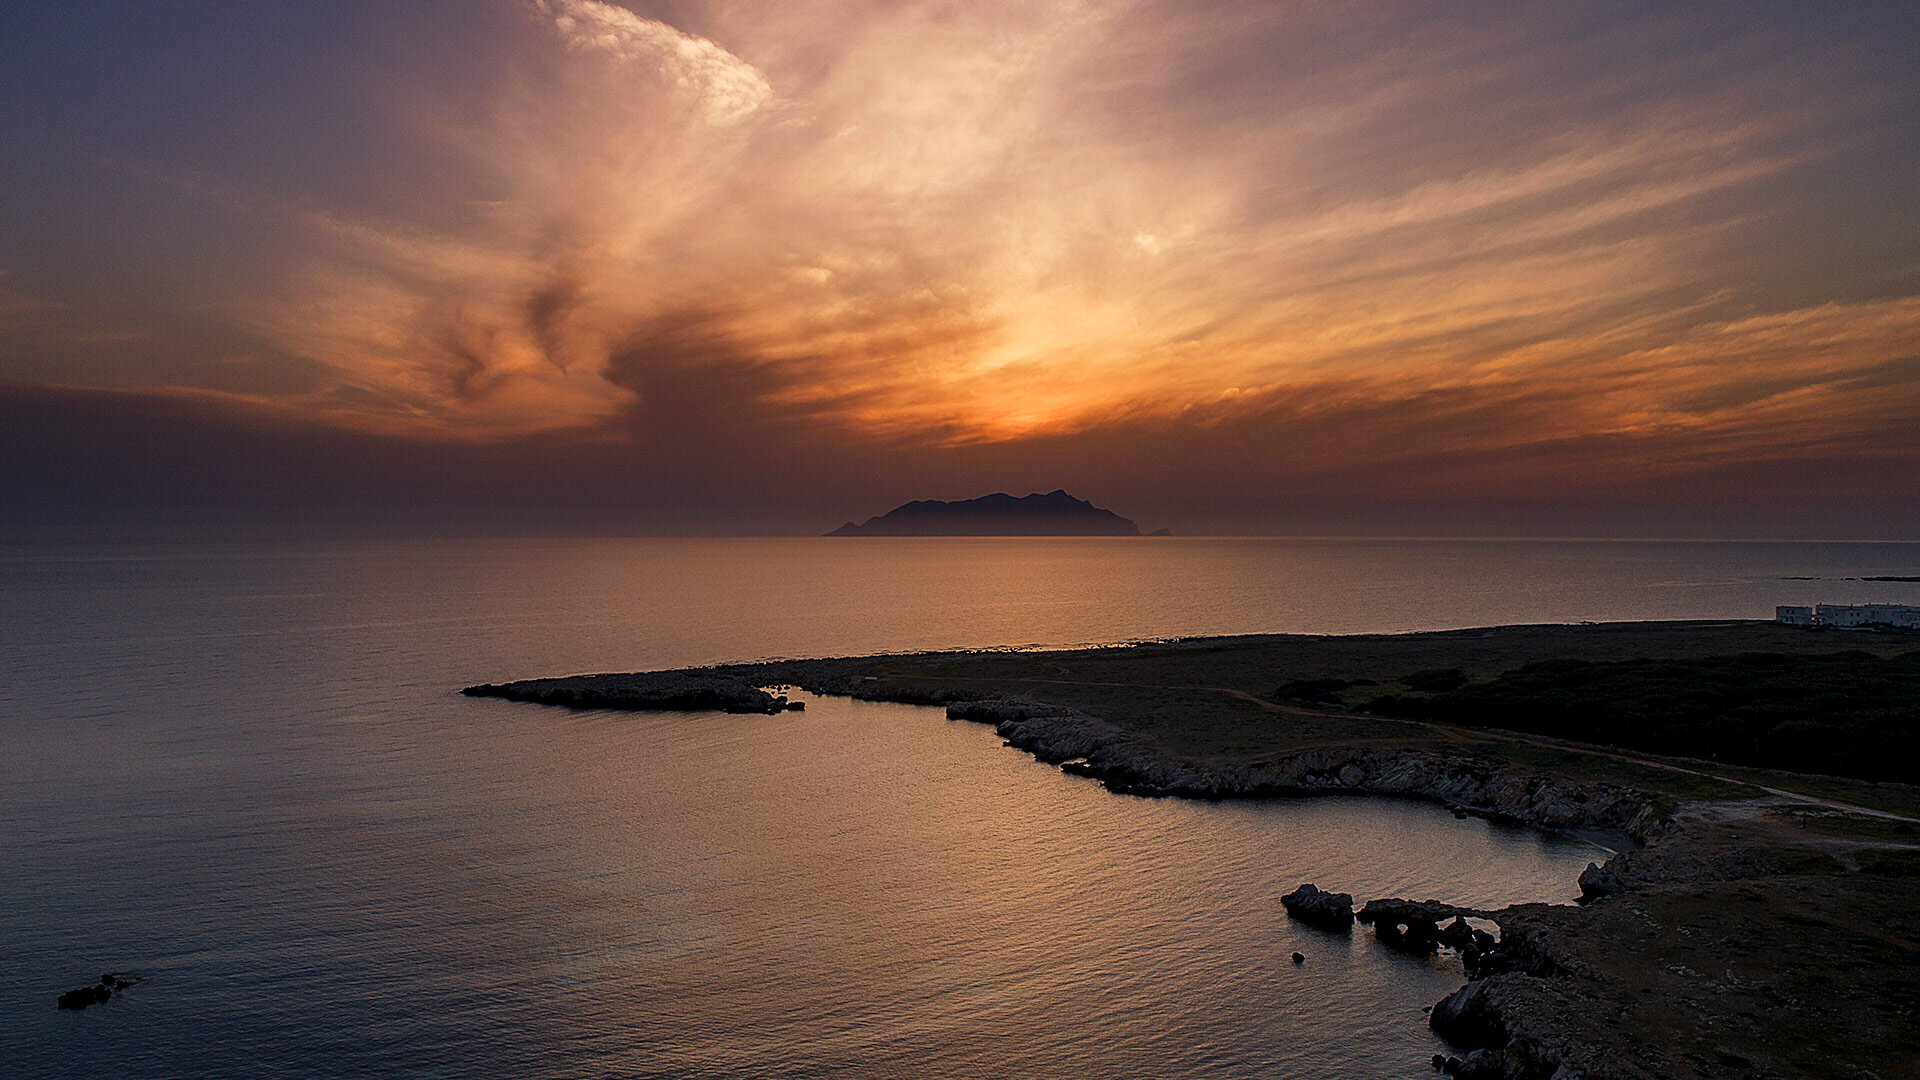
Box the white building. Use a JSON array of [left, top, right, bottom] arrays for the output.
[[1791, 603, 1920, 629]]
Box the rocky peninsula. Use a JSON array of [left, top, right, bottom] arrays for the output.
[[468, 620, 1920, 1079], [462, 671, 803, 714]]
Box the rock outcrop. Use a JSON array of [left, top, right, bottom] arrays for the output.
[[1428, 974, 1575, 1079], [56, 972, 143, 1010], [1430, 977, 1511, 1048], [1576, 860, 1620, 900], [1358, 898, 1490, 952], [1281, 883, 1355, 930], [56, 985, 111, 1010]]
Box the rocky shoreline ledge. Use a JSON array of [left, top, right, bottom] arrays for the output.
[[941, 697, 1673, 842], [462, 671, 804, 715]]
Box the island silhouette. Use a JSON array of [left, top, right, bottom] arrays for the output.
[[826, 490, 1148, 536]]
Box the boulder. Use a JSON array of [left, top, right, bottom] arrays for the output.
[[1577, 861, 1620, 900], [1281, 883, 1355, 930], [1430, 979, 1508, 1048], [1451, 1048, 1507, 1080]]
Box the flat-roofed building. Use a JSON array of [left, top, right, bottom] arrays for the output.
[[1812, 603, 1920, 628]]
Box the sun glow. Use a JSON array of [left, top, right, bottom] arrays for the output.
[[6, 0, 1917, 506]]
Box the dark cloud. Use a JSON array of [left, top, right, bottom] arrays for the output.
[[6, 378, 1915, 540]]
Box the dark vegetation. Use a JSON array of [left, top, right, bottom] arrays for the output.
[[1365, 650, 1920, 783], [1401, 668, 1469, 692], [1275, 676, 1374, 703]]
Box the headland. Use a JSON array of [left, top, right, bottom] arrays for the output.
[[467, 619, 1920, 1079]]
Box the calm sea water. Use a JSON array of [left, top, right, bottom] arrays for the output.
[[4, 538, 1917, 1078]]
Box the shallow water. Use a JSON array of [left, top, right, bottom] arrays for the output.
[[4, 538, 1913, 1077]]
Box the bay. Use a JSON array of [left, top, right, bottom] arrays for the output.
[[4, 538, 1915, 1077]]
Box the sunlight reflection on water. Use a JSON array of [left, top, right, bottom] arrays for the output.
[[5, 537, 1914, 1077]]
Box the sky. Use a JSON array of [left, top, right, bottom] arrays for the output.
[[2, 0, 1917, 537]]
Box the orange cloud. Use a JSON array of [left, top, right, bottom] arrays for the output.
[[12, 0, 1915, 502]]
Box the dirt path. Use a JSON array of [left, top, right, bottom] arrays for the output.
[[1220, 687, 1920, 825], [1476, 729, 1920, 824]]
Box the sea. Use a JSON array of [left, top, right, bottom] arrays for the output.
[[4, 537, 1917, 1079]]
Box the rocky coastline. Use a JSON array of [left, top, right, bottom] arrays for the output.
[[940, 693, 1919, 1078], [466, 628, 1920, 1080], [939, 697, 1673, 843], [938, 696, 1671, 1078], [470, 673, 1678, 1076]]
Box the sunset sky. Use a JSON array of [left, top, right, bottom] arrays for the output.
[[3, 0, 1917, 536]]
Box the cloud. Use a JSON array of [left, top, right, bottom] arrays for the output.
[[533, 0, 773, 123], [0, 269, 63, 326], [8, 0, 1918, 523]]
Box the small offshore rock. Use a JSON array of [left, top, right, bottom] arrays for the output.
[[1433, 1052, 1447, 1069], [1281, 883, 1355, 930], [57, 985, 112, 1010], [1291, 952, 1305, 964]]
